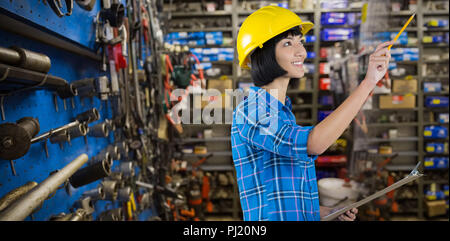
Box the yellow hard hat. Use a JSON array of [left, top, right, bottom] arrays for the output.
[[237, 6, 314, 69]]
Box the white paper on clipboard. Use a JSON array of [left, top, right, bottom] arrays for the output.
[[321, 162, 423, 221]]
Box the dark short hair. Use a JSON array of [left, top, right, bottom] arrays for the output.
[[250, 26, 303, 87]]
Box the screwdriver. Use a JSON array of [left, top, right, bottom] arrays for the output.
[[388, 12, 416, 50]]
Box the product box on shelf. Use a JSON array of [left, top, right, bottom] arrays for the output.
[[319, 78, 331, 90], [425, 142, 447, 154], [305, 35, 316, 43], [207, 78, 233, 93], [375, 32, 409, 45], [425, 19, 449, 28], [392, 79, 417, 93], [321, 0, 348, 9], [425, 190, 446, 201], [424, 125, 448, 139], [424, 157, 449, 169], [321, 28, 354, 41], [425, 96, 449, 108], [307, 52, 316, 59], [321, 13, 348, 25], [425, 200, 447, 217], [379, 95, 415, 109], [423, 82, 442, 93], [438, 113, 449, 123]]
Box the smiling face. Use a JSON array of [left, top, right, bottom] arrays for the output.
[[274, 33, 307, 78]]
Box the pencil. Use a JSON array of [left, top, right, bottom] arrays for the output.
[[388, 12, 416, 50]]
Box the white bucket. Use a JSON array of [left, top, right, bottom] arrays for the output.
[[318, 178, 360, 207]]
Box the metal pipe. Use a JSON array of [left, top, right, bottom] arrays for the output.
[[68, 209, 87, 221], [49, 130, 71, 144], [118, 161, 134, 177], [102, 180, 118, 201], [0, 46, 51, 73], [135, 181, 154, 190], [91, 151, 110, 164], [82, 186, 105, 200], [88, 122, 109, 138], [67, 123, 88, 138], [0, 46, 21, 65], [115, 141, 129, 157], [104, 118, 115, 131], [0, 153, 89, 221], [0, 63, 77, 98], [9, 46, 51, 73], [69, 158, 111, 188], [71, 77, 96, 98], [0, 181, 38, 212], [117, 187, 131, 202], [74, 108, 100, 123], [102, 145, 120, 160]]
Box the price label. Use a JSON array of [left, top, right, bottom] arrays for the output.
[[432, 99, 441, 104], [424, 160, 434, 167]]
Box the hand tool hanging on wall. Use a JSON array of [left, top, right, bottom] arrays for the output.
[[0, 153, 89, 221], [97, 207, 123, 221], [69, 158, 112, 188], [71, 76, 111, 101], [31, 107, 100, 144], [8, 108, 99, 161], [0, 117, 40, 176], [0, 46, 77, 118], [127, 1, 146, 128], [49, 208, 92, 221], [0, 46, 51, 73], [101, 179, 118, 201], [75, 0, 97, 11], [82, 186, 105, 201], [43, 0, 74, 17], [95, 0, 125, 71], [87, 121, 110, 138], [0, 64, 76, 97]]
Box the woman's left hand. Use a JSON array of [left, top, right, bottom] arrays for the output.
[[337, 208, 358, 221]]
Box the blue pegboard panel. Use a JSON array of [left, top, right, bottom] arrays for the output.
[[0, 1, 155, 221], [0, 0, 101, 50]]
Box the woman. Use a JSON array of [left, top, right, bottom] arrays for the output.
[[231, 6, 392, 221]]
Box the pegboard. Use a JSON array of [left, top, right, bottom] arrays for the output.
[[0, 0, 100, 50], [0, 1, 154, 221]]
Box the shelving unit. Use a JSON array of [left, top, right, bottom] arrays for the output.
[[356, 0, 449, 220]]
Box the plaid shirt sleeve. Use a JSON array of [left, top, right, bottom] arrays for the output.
[[235, 108, 315, 162]]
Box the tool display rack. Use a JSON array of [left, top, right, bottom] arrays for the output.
[[0, 1, 158, 220]]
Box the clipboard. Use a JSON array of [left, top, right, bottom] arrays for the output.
[[321, 161, 423, 221]]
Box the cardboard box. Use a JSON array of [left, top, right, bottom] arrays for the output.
[[393, 79, 417, 93], [207, 78, 233, 93], [379, 95, 416, 109], [425, 200, 447, 217]]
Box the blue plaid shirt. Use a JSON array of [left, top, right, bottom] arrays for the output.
[[231, 86, 320, 221]]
